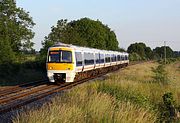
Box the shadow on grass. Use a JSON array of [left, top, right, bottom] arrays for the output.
[[0, 61, 47, 86]]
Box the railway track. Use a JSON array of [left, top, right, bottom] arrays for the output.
[[0, 72, 105, 115], [0, 61, 149, 115], [0, 80, 48, 98]]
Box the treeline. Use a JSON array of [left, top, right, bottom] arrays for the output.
[[127, 42, 179, 61]]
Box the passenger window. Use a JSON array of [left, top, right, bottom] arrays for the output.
[[75, 52, 82, 66], [105, 54, 110, 63], [111, 54, 114, 62], [122, 56, 125, 60], [95, 53, 100, 64], [121, 55, 123, 61], [84, 53, 94, 65], [117, 55, 120, 61], [125, 55, 128, 60], [100, 54, 104, 63], [111, 54, 116, 62]]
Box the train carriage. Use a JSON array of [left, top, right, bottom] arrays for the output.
[[47, 43, 129, 83]]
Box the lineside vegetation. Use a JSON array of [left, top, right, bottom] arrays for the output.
[[13, 61, 180, 123]]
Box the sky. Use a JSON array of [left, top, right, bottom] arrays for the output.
[[16, 0, 180, 51]]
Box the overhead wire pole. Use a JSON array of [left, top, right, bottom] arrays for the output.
[[164, 41, 166, 64]]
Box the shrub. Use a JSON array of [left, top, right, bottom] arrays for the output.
[[157, 58, 178, 64], [129, 52, 142, 61], [152, 64, 169, 84], [158, 92, 180, 122], [0, 60, 46, 86]]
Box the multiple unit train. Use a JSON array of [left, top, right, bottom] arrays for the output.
[[46, 43, 129, 83]]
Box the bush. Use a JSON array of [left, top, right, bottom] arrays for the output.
[[152, 64, 169, 84], [0, 60, 47, 86], [157, 58, 178, 64], [22, 60, 46, 71], [129, 52, 142, 61], [0, 62, 20, 77], [158, 92, 180, 122]]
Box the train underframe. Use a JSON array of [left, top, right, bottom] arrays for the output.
[[74, 63, 128, 82]]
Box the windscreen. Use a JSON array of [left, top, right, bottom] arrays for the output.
[[61, 50, 72, 63], [48, 51, 60, 63], [48, 50, 72, 63]]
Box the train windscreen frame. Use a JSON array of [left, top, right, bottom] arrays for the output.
[[48, 50, 72, 63]]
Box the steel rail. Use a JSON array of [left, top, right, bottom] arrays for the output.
[[0, 80, 48, 97], [0, 84, 57, 105], [0, 83, 71, 114]]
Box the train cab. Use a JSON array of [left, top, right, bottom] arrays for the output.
[[46, 46, 76, 83]]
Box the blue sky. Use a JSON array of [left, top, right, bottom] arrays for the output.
[[16, 0, 180, 51]]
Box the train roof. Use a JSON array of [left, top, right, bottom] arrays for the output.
[[50, 42, 128, 55]]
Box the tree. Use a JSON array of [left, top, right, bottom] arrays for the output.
[[117, 48, 126, 52], [129, 52, 142, 61], [145, 47, 153, 59], [127, 42, 154, 60], [40, 18, 119, 59], [127, 42, 153, 59], [153, 46, 173, 59], [127, 42, 153, 60], [127, 43, 145, 58], [0, 0, 35, 63]]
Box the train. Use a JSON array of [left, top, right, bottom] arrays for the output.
[[46, 43, 129, 83]]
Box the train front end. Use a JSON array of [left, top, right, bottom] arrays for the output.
[[46, 47, 76, 83]]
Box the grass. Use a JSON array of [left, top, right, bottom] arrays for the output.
[[13, 61, 180, 123], [13, 84, 157, 123]]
